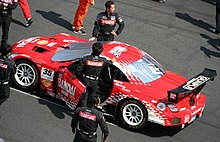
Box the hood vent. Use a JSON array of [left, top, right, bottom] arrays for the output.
[[32, 46, 49, 53]]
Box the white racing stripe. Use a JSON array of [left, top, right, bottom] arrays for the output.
[[10, 87, 117, 127]]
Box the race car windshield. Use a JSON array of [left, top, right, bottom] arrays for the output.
[[51, 42, 93, 62], [127, 55, 165, 83]]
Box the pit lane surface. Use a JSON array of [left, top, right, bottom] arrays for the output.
[[1, 0, 220, 141]]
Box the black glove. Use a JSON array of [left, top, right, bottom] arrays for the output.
[[7, 2, 18, 10], [72, 128, 75, 134], [0, 4, 4, 10]]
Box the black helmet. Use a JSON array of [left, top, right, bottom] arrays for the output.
[[87, 95, 99, 107], [92, 42, 103, 56], [0, 43, 12, 56]]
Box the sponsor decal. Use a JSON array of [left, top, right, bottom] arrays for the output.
[[109, 46, 127, 58], [115, 82, 131, 92], [111, 16, 115, 20], [58, 73, 63, 78], [180, 107, 187, 111], [184, 115, 190, 123], [41, 67, 54, 81], [60, 33, 70, 36], [79, 111, 96, 121], [42, 80, 52, 88], [0, 62, 8, 69], [102, 16, 107, 19], [46, 42, 57, 47], [86, 60, 104, 67], [101, 19, 116, 25], [191, 107, 202, 116], [118, 17, 123, 22], [183, 75, 210, 90], [191, 105, 196, 110], [58, 78, 76, 96], [37, 40, 49, 45], [17, 37, 39, 47], [61, 89, 68, 96], [63, 39, 77, 43], [169, 93, 176, 100]]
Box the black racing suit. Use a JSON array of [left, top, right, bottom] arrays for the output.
[[92, 11, 124, 41], [216, 0, 220, 32], [0, 0, 18, 44], [76, 55, 112, 107], [71, 106, 109, 142], [0, 55, 16, 105]]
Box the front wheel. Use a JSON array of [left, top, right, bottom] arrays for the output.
[[12, 60, 40, 92], [118, 99, 148, 130]]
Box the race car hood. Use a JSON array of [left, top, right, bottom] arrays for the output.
[[11, 33, 87, 62]]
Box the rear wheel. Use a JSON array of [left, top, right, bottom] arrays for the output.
[[12, 60, 40, 92], [118, 99, 148, 130]]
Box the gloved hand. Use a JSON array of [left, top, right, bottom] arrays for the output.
[[90, 0, 95, 5], [72, 128, 75, 134], [89, 37, 96, 41], [0, 4, 3, 10], [111, 30, 117, 36], [7, 2, 18, 10]]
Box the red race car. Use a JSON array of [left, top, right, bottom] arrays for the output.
[[9, 33, 217, 130]]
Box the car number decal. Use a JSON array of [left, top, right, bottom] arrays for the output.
[[109, 46, 127, 58], [183, 75, 210, 90], [41, 67, 54, 81]]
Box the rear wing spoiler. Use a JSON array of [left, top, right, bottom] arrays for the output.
[[168, 68, 217, 103]]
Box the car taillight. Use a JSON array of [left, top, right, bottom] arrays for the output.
[[167, 104, 179, 112]]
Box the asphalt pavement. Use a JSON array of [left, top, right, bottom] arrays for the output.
[[0, 0, 220, 142]]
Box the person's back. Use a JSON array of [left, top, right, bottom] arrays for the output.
[[0, 43, 16, 105], [79, 54, 109, 79], [75, 42, 114, 107], [71, 97, 109, 142]]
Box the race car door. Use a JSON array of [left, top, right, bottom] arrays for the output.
[[56, 66, 86, 109]]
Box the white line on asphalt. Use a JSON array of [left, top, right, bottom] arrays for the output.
[[10, 87, 118, 127]]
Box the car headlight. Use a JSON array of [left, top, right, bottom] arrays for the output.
[[8, 53, 18, 59], [157, 102, 166, 111], [167, 104, 179, 112]]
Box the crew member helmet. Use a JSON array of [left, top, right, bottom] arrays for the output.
[[92, 42, 103, 56]]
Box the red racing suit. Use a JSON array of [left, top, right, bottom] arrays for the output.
[[18, 0, 31, 19], [73, 0, 94, 30]]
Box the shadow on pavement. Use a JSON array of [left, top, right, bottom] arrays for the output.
[[33, 91, 74, 119], [201, 0, 216, 6], [36, 10, 72, 31], [105, 117, 184, 137], [175, 12, 215, 33], [200, 33, 220, 51], [200, 33, 220, 58], [200, 46, 220, 58], [11, 18, 26, 27]]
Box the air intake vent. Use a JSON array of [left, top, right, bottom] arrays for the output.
[[32, 46, 49, 53]]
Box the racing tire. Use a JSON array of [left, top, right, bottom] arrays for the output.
[[11, 60, 40, 92], [118, 99, 148, 130]]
